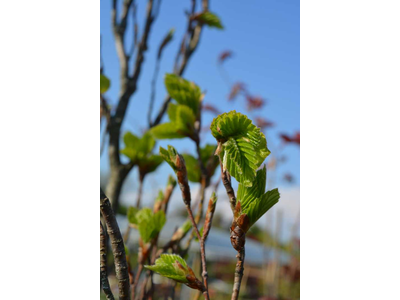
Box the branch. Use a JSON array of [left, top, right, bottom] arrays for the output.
[[148, 28, 174, 126], [219, 160, 236, 212], [231, 248, 245, 300], [174, 154, 210, 299], [150, 0, 209, 127], [100, 222, 115, 300], [100, 188, 131, 300]]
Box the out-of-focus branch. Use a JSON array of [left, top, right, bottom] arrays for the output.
[[150, 0, 209, 127], [100, 222, 115, 300], [148, 28, 175, 126], [100, 188, 131, 300]]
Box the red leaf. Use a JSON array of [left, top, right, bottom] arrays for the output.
[[280, 132, 300, 145], [202, 104, 220, 115], [246, 95, 265, 110], [227, 82, 246, 101], [218, 50, 233, 63], [255, 117, 274, 129]]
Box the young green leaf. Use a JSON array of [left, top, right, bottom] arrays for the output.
[[145, 254, 192, 283], [121, 131, 157, 162], [195, 12, 224, 29], [211, 111, 270, 187], [150, 122, 186, 140], [164, 74, 202, 116], [182, 153, 201, 182], [136, 208, 166, 243], [138, 155, 164, 176], [236, 166, 280, 230], [245, 188, 280, 228], [127, 206, 139, 225], [100, 74, 111, 94]]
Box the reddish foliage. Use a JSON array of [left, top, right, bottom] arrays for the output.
[[202, 104, 220, 115], [218, 50, 233, 63], [246, 95, 265, 110], [280, 131, 300, 145], [255, 117, 274, 129], [283, 173, 294, 183], [228, 82, 246, 101]]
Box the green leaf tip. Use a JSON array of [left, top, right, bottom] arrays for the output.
[[144, 254, 191, 283], [195, 11, 224, 29], [211, 111, 270, 187]]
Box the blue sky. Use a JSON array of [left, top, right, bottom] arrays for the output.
[[100, 0, 299, 198]]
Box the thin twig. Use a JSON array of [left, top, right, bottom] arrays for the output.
[[150, 0, 209, 127], [101, 222, 115, 300], [231, 248, 245, 300], [100, 188, 131, 300]]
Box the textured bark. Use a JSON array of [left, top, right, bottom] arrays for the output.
[[100, 222, 114, 300], [100, 189, 131, 300]]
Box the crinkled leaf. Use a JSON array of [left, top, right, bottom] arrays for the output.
[[245, 188, 280, 228], [237, 165, 267, 211], [145, 254, 190, 283], [150, 122, 186, 139], [211, 111, 270, 187], [100, 74, 110, 94], [195, 12, 224, 29], [164, 74, 202, 116]]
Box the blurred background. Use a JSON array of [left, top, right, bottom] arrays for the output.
[[100, 0, 299, 299]]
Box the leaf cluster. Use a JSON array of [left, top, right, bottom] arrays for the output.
[[150, 74, 202, 140], [120, 132, 163, 176], [128, 207, 166, 243], [211, 110, 270, 187]]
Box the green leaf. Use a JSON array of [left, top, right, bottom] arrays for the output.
[[127, 206, 139, 225], [136, 208, 166, 243], [155, 190, 164, 203], [211, 111, 270, 187], [164, 74, 202, 116], [237, 165, 267, 211], [159, 145, 179, 172], [150, 122, 186, 140], [245, 188, 280, 228], [100, 74, 111, 94], [167, 103, 178, 122], [138, 155, 164, 175], [121, 132, 156, 162], [123, 132, 139, 148], [182, 153, 201, 182], [175, 104, 196, 136], [145, 254, 191, 283], [195, 12, 224, 29]]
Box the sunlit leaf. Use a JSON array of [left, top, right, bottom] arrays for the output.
[[100, 74, 110, 94], [195, 12, 224, 29], [211, 111, 270, 187], [145, 254, 191, 283]]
